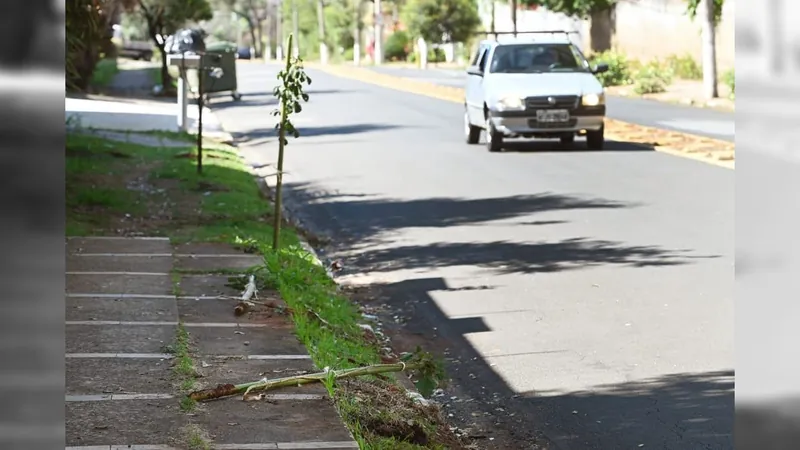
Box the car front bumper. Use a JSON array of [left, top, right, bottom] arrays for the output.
[[488, 105, 605, 136]]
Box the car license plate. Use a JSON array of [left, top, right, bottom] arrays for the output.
[[536, 109, 570, 123]]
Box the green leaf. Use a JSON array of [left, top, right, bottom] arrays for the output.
[[415, 376, 437, 398]]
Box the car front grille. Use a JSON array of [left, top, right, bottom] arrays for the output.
[[525, 95, 580, 109]]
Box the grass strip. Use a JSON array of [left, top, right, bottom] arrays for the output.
[[66, 130, 462, 449]]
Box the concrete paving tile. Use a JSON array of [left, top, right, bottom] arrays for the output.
[[177, 274, 242, 298], [189, 325, 306, 356], [192, 397, 353, 444], [174, 255, 263, 272], [67, 324, 176, 354], [67, 297, 178, 322], [66, 398, 185, 447], [67, 255, 173, 273], [67, 274, 174, 296], [67, 237, 172, 255], [66, 357, 174, 395]]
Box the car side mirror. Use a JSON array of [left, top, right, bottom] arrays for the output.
[[467, 67, 484, 77], [592, 62, 609, 74]]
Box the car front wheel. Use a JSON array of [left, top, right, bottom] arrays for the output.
[[465, 110, 480, 144], [485, 117, 503, 152], [586, 125, 605, 150]]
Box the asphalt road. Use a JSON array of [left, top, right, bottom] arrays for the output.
[[366, 65, 736, 142], [213, 63, 734, 450]]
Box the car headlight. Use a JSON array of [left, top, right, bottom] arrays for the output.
[[497, 95, 524, 110], [581, 93, 605, 106]]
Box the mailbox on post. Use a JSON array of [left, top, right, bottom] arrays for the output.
[[167, 53, 202, 132]]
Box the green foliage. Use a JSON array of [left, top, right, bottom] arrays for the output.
[[66, 0, 106, 91], [665, 53, 702, 80], [90, 58, 119, 87], [722, 68, 734, 97], [271, 34, 312, 250], [685, 0, 725, 25], [428, 48, 446, 63], [518, 0, 617, 18], [385, 30, 411, 61], [632, 59, 674, 95], [588, 49, 634, 86], [401, 0, 481, 44]]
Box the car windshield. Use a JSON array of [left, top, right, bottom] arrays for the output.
[[489, 43, 588, 74]]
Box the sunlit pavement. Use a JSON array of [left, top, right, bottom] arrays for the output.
[[211, 62, 734, 449]]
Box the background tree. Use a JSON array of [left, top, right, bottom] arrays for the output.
[[133, 0, 213, 94], [218, 0, 268, 57], [685, 0, 725, 99], [401, 0, 481, 45], [515, 0, 617, 51], [67, 0, 137, 91]]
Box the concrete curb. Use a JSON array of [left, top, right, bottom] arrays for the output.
[[307, 62, 735, 170]]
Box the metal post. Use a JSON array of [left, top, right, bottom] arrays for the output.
[[374, 0, 383, 65], [196, 61, 204, 174], [177, 55, 188, 132]]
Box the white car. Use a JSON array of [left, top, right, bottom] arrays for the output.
[[464, 32, 610, 152]]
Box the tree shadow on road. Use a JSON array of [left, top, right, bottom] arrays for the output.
[[231, 124, 406, 144], [351, 238, 705, 275], [361, 277, 734, 449]]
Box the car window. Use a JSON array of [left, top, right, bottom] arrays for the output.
[[470, 45, 483, 66], [489, 43, 588, 74], [478, 48, 488, 72]]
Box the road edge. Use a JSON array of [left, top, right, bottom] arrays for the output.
[[307, 62, 734, 170]]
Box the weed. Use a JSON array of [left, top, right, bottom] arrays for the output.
[[171, 272, 183, 297], [722, 68, 735, 98], [177, 424, 211, 450], [170, 323, 199, 412], [665, 53, 703, 80], [588, 49, 635, 87], [632, 59, 674, 95]]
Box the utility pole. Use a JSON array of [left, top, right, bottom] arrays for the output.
[[292, 0, 300, 57], [490, 0, 496, 36], [699, 0, 718, 98], [373, 0, 383, 65], [511, 0, 517, 37], [276, 0, 284, 60], [317, 0, 328, 64], [354, 0, 363, 65]]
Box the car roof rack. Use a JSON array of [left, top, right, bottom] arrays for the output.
[[476, 30, 580, 44]]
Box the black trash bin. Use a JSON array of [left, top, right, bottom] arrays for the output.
[[201, 42, 241, 101]]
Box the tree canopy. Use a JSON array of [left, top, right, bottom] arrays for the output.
[[517, 0, 617, 18], [401, 0, 481, 44], [684, 0, 725, 25]]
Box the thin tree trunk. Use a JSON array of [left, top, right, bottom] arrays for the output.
[[699, 0, 718, 99], [511, 0, 517, 36]]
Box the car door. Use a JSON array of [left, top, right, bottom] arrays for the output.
[[465, 45, 488, 124]]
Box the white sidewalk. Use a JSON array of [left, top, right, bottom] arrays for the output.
[[65, 96, 232, 142]]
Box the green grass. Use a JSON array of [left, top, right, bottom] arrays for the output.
[[65, 131, 453, 449], [91, 58, 119, 87], [169, 323, 198, 411]]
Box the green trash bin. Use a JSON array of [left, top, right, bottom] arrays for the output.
[[197, 42, 242, 101]]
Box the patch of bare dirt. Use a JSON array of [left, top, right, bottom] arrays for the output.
[[342, 284, 553, 450], [335, 378, 471, 449]]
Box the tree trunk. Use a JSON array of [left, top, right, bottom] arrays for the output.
[[769, 0, 783, 73], [699, 0, 718, 99], [158, 42, 172, 94], [511, 0, 517, 36], [317, 0, 328, 63], [247, 18, 258, 56], [589, 7, 614, 53]]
